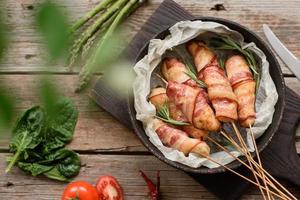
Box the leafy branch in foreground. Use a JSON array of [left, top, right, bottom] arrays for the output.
[[156, 104, 189, 126]]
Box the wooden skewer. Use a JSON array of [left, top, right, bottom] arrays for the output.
[[206, 136, 267, 200], [248, 153, 297, 200], [249, 124, 272, 199], [230, 123, 296, 200], [230, 123, 293, 200], [230, 122, 268, 199], [220, 130, 292, 200], [200, 153, 288, 200], [155, 73, 168, 85], [231, 122, 297, 200], [249, 124, 290, 200]]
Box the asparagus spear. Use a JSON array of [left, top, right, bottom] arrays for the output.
[[68, 0, 129, 68], [81, 10, 119, 59], [75, 0, 139, 92], [69, 0, 115, 34]]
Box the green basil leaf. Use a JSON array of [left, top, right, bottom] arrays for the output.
[[36, 1, 70, 60], [48, 98, 78, 143], [6, 107, 46, 172], [57, 150, 81, 178], [41, 137, 65, 155], [43, 167, 69, 182], [39, 148, 81, 179], [17, 162, 53, 176]]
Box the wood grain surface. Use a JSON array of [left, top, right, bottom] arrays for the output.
[[0, 0, 299, 199], [1, 154, 300, 200]]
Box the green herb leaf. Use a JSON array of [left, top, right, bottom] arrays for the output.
[[43, 167, 69, 182], [0, 10, 8, 62], [6, 98, 80, 182], [56, 150, 81, 178], [217, 57, 226, 70], [39, 79, 60, 121], [17, 162, 53, 176], [210, 37, 258, 76], [0, 87, 15, 129], [156, 104, 189, 126], [171, 48, 207, 88], [39, 148, 81, 179], [6, 106, 46, 172], [36, 1, 70, 60], [47, 98, 78, 143], [184, 67, 207, 88]]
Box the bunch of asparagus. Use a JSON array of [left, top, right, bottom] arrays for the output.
[[69, 0, 146, 92]]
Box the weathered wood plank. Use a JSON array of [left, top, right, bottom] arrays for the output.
[[0, 0, 299, 74], [0, 153, 299, 200], [0, 74, 145, 152], [0, 75, 299, 153]]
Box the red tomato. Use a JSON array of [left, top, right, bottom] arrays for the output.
[[96, 176, 124, 200], [62, 181, 99, 200]]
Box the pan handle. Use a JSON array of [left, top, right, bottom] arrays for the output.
[[261, 87, 300, 187]]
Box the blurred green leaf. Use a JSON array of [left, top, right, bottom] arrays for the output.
[[36, 1, 70, 60], [0, 10, 8, 61], [94, 29, 124, 68], [38, 78, 60, 120], [0, 87, 15, 129]]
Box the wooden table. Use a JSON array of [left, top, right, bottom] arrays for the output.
[[0, 0, 300, 199]]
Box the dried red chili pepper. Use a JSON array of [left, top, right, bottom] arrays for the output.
[[139, 170, 160, 200]]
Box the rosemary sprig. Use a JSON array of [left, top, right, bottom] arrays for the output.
[[217, 56, 226, 70], [184, 66, 207, 88], [156, 104, 189, 126], [171, 48, 207, 88], [210, 37, 259, 77], [210, 37, 261, 92]]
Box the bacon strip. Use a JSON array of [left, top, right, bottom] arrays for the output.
[[167, 82, 221, 131], [153, 119, 210, 157], [162, 57, 198, 88], [187, 41, 238, 122], [162, 58, 220, 131], [225, 55, 256, 127], [149, 88, 208, 140], [162, 57, 191, 84]]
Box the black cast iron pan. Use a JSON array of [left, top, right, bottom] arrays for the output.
[[127, 17, 285, 174]]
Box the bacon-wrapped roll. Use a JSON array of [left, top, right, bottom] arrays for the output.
[[225, 55, 256, 127], [153, 119, 210, 157], [149, 88, 208, 140], [167, 82, 221, 131], [162, 57, 197, 88], [186, 42, 215, 72], [187, 41, 238, 122]]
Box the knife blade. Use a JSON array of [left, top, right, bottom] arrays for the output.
[[263, 24, 300, 80]]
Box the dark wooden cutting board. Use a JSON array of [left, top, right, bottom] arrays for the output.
[[90, 0, 300, 199]]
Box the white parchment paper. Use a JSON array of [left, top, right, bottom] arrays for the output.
[[133, 20, 278, 168]]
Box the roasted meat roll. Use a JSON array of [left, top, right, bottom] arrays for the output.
[[166, 82, 221, 131], [149, 88, 208, 140], [162, 57, 198, 88], [153, 119, 210, 157], [187, 41, 238, 122], [162, 57, 191, 83], [225, 55, 256, 127]]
